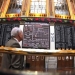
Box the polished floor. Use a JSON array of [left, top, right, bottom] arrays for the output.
[[24, 68, 75, 75], [0, 68, 75, 75]]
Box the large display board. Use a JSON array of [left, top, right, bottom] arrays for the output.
[[55, 23, 75, 49], [22, 22, 50, 49], [0, 23, 19, 46]]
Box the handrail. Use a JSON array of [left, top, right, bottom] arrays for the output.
[[0, 46, 75, 56]]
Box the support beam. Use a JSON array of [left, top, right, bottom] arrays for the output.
[[66, 0, 75, 20], [0, 0, 10, 17], [48, 0, 55, 18], [21, 0, 26, 16]]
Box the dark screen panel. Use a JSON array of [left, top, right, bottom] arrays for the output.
[[2, 24, 12, 46], [72, 26, 75, 49], [55, 23, 74, 49], [0, 24, 5, 46], [55, 24, 61, 43], [22, 22, 50, 49], [65, 25, 73, 49], [2, 23, 19, 46]]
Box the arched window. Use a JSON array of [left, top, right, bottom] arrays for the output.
[[54, 0, 69, 15], [16, 0, 23, 5], [30, 0, 46, 14], [7, 0, 23, 13]]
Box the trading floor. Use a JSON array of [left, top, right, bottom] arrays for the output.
[[0, 0, 75, 75]]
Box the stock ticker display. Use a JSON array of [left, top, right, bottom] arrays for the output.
[[0, 23, 19, 46], [0, 21, 75, 50], [22, 22, 50, 49], [55, 23, 75, 49]]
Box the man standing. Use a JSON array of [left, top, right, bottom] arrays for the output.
[[1, 27, 24, 70]]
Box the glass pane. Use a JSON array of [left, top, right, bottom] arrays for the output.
[[39, 2, 41, 5], [30, 0, 46, 14], [31, 2, 34, 5], [42, 2, 46, 5], [31, 5, 34, 9], [32, 0, 36, 1], [35, 10, 38, 13], [16, 0, 23, 5], [40, 0, 46, 1], [38, 10, 41, 13], [35, 2, 38, 5], [31, 10, 34, 13], [54, 0, 69, 15], [42, 6, 45, 9], [42, 10, 45, 13], [7, 0, 23, 13]]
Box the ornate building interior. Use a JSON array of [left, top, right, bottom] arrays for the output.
[[0, 0, 75, 74]]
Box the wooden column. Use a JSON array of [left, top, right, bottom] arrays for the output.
[[25, 0, 31, 17], [66, 0, 75, 19], [46, 0, 49, 17], [0, 0, 10, 17], [21, 0, 28, 16], [48, 0, 55, 18]]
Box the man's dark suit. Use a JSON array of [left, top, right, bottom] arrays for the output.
[[1, 38, 24, 70]]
